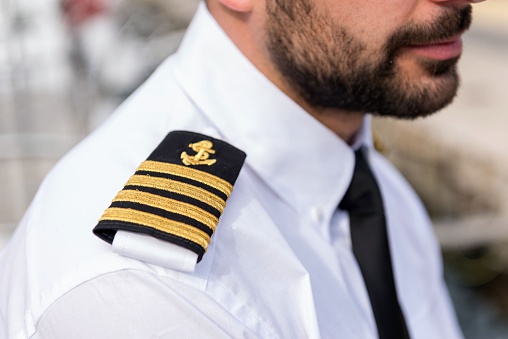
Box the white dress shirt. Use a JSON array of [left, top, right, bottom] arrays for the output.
[[0, 3, 463, 338]]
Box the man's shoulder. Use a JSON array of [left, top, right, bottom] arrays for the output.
[[0, 57, 225, 336], [0, 154, 298, 338]]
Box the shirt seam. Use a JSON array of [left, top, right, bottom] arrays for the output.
[[29, 267, 209, 338]]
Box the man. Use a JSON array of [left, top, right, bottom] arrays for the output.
[[0, 0, 486, 338]]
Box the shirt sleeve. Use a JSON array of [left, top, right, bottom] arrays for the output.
[[33, 269, 258, 339]]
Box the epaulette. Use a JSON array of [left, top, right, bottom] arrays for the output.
[[93, 131, 246, 263]]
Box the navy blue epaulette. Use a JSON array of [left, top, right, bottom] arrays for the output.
[[93, 131, 246, 262]]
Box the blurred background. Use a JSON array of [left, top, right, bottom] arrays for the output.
[[0, 0, 507, 337]]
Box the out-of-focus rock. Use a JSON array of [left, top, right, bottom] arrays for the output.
[[373, 116, 508, 219]]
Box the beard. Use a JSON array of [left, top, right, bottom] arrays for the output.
[[266, 1, 472, 119]]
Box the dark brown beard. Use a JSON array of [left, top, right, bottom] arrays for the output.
[[266, 1, 472, 119]]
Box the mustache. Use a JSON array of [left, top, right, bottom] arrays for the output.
[[387, 5, 472, 52]]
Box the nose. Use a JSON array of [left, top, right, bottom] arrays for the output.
[[431, 0, 486, 3]]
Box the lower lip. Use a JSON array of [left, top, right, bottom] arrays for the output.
[[406, 38, 463, 60]]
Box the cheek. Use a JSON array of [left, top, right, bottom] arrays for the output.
[[328, 0, 417, 46]]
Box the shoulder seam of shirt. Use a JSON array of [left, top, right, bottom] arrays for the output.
[[32, 267, 207, 335]]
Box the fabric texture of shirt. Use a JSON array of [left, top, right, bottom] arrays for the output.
[[0, 3, 463, 338]]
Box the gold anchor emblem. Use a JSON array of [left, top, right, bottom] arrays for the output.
[[181, 140, 217, 166]]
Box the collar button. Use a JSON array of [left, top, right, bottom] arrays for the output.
[[310, 207, 324, 224]]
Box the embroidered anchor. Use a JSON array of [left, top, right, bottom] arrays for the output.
[[181, 140, 217, 166]]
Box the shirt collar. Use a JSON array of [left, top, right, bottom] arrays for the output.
[[172, 3, 374, 229]]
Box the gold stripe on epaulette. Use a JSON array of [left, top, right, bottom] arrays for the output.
[[125, 175, 226, 213], [113, 190, 219, 231], [100, 207, 210, 250], [138, 161, 233, 197]]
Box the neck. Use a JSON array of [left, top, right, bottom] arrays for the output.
[[309, 108, 365, 145], [271, 76, 365, 143], [208, 1, 365, 143]]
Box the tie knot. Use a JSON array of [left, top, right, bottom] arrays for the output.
[[339, 150, 384, 215]]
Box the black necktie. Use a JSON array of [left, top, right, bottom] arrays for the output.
[[339, 150, 410, 339]]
